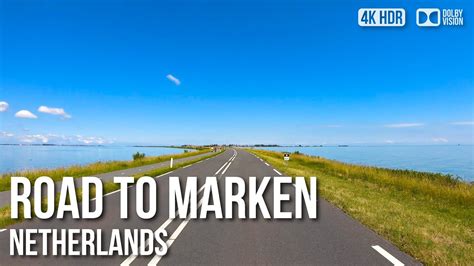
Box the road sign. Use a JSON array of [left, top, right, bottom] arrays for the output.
[[283, 153, 290, 161]]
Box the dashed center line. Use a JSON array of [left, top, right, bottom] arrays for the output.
[[273, 169, 282, 175], [121, 149, 238, 266]]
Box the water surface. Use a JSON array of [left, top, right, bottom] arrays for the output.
[[260, 145, 474, 181], [0, 145, 189, 173]]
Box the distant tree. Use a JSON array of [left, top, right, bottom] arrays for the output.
[[133, 152, 145, 161]]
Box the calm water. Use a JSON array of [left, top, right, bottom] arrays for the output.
[[260, 145, 474, 181], [0, 145, 189, 173]]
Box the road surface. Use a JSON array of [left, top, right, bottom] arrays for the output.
[[0, 149, 419, 265]]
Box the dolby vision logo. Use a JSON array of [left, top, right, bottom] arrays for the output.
[[416, 8, 441, 27]]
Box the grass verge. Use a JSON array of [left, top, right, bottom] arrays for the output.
[[0, 151, 222, 228], [247, 149, 473, 266], [0, 148, 211, 192]]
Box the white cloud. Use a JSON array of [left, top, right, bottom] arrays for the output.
[[385, 140, 395, 144], [19, 134, 49, 143], [432, 137, 448, 143], [166, 74, 181, 86], [384, 123, 424, 128], [75, 135, 110, 144], [451, 121, 474, 126], [38, 106, 71, 119], [47, 134, 112, 145], [14, 133, 113, 145], [15, 110, 38, 119], [0, 131, 14, 138], [0, 101, 8, 112]]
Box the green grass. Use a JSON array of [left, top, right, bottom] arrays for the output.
[[0, 150, 222, 228], [133, 151, 222, 180], [0, 148, 211, 192], [247, 149, 474, 266]]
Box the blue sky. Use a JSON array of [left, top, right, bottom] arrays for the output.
[[0, 0, 472, 145]]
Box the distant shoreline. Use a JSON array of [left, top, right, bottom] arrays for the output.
[[0, 144, 188, 148], [0, 143, 319, 148], [1, 143, 472, 147]]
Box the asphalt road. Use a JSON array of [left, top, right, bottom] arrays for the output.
[[0, 149, 420, 265]]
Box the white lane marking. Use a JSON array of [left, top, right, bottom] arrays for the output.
[[220, 151, 237, 175], [99, 153, 220, 201], [265, 162, 269, 166], [170, 220, 190, 241], [148, 189, 209, 265], [221, 161, 233, 175], [214, 150, 237, 175], [0, 157, 215, 236], [91, 181, 133, 202], [94, 157, 202, 201], [121, 218, 174, 266], [147, 149, 238, 266], [372, 245, 404, 266], [170, 218, 191, 240], [156, 171, 173, 178], [123, 149, 237, 266], [215, 162, 229, 175], [109, 155, 210, 201], [147, 189, 206, 265], [97, 170, 175, 201], [104, 189, 121, 197], [148, 218, 190, 266], [273, 169, 282, 175]]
